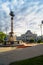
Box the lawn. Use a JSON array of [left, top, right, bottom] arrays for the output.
[[9, 55, 43, 65]]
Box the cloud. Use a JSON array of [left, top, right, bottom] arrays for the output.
[[1, 2, 10, 15], [0, 0, 43, 36]]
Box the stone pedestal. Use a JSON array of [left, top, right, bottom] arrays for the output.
[[9, 34, 16, 42]]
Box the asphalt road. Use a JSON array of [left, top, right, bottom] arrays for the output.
[[0, 44, 43, 65]]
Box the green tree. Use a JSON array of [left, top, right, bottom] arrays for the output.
[[0, 32, 6, 43]]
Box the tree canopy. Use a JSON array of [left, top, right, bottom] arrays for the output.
[[0, 32, 6, 42]]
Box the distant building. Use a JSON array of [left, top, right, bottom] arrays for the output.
[[37, 35, 43, 41], [17, 30, 37, 42]]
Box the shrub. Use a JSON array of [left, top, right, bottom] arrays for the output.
[[29, 39, 34, 43], [37, 39, 42, 43]]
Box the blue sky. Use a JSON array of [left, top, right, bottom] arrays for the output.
[[0, 0, 43, 36]]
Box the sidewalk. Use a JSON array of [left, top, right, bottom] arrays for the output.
[[0, 44, 43, 65]]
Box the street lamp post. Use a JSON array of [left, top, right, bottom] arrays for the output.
[[41, 23, 42, 40], [41, 21, 43, 41], [40, 21, 43, 41], [39, 21, 43, 41]]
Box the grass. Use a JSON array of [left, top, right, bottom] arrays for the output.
[[9, 55, 43, 65]]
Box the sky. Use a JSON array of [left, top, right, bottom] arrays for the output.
[[0, 0, 43, 36]]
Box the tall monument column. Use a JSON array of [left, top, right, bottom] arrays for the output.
[[9, 11, 16, 42], [9, 11, 14, 36], [11, 16, 13, 34]]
